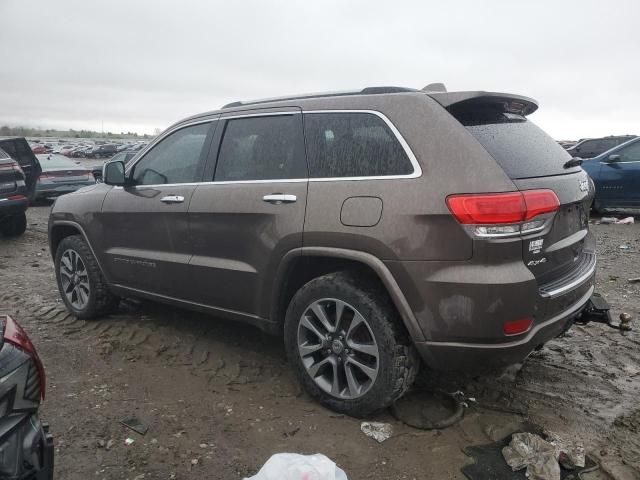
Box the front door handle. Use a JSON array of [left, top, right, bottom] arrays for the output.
[[160, 195, 185, 204], [263, 194, 297, 204]]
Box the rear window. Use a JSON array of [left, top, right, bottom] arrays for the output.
[[454, 110, 576, 179]]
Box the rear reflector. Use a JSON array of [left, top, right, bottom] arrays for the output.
[[7, 195, 26, 201], [503, 318, 533, 336], [446, 189, 559, 224]]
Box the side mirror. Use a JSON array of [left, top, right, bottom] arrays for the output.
[[103, 160, 126, 186], [605, 154, 621, 163]]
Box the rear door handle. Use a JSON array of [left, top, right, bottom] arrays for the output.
[[160, 195, 185, 204], [263, 194, 297, 204]]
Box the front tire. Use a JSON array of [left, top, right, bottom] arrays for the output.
[[284, 271, 418, 417], [0, 212, 27, 237], [54, 235, 119, 319]]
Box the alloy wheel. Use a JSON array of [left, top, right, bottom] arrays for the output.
[[297, 298, 379, 399], [59, 249, 90, 310]]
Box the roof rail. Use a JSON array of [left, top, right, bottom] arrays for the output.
[[222, 86, 419, 109]]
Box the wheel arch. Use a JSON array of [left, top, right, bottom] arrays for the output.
[[269, 247, 425, 342], [49, 221, 108, 279]]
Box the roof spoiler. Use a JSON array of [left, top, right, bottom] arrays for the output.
[[427, 91, 539, 116]]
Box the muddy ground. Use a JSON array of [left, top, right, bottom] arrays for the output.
[[1, 206, 639, 480]]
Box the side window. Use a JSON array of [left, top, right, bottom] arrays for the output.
[[132, 123, 210, 185], [214, 114, 306, 181], [620, 142, 640, 162], [304, 112, 413, 178]]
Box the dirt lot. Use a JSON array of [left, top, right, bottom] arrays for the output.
[[1, 206, 639, 480]]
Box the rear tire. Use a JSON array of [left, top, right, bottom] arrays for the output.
[[54, 235, 119, 319], [0, 212, 27, 237], [284, 271, 418, 417]]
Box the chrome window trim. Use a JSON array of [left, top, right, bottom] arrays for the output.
[[120, 109, 422, 189], [303, 109, 422, 182]]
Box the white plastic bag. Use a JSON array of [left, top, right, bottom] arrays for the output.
[[245, 453, 348, 480]]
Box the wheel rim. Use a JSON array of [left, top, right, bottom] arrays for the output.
[[297, 298, 379, 399], [59, 249, 90, 310]]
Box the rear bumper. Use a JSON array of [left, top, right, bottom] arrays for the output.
[[0, 196, 29, 217], [415, 284, 593, 371]]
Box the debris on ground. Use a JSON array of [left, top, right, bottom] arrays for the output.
[[502, 432, 560, 480], [601, 216, 635, 225], [620, 244, 630, 249], [245, 453, 348, 480], [120, 416, 149, 435], [124, 437, 135, 446], [619, 312, 633, 331], [629, 277, 640, 283], [360, 422, 393, 443]]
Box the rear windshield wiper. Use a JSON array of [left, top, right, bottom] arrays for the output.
[[563, 157, 583, 169]]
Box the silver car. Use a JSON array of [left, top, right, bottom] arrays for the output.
[[35, 154, 95, 200]]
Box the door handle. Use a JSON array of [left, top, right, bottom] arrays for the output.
[[263, 194, 297, 204], [160, 195, 185, 204]]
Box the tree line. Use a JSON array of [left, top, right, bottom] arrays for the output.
[[0, 125, 152, 139]]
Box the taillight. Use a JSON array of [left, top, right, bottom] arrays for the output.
[[2, 315, 46, 400], [446, 189, 559, 237], [7, 195, 27, 201], [38, 172, 50, 179], [0, 160, 23, 175]]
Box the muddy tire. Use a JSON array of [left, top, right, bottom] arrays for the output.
[[284, 271, 418, 417], [54, 234, 118, 319], [0, 212, 27, 237]]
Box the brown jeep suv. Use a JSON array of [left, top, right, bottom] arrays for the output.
[[48, 86, 596, 415]]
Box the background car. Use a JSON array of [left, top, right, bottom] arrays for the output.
[[0, 137, 42, 203], [581, 136, 640, 211], [31, 144, 52, 154], [566, 135, 636, 159], [86, 144, 118, 158], [35, 153, 95, 200], [0, 147, 30, 236], [91, 150, 137, 182]]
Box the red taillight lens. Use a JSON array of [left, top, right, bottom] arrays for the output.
[[7, 194, 27, 201], [503, 317, 533, 336], [0, 161, 23, 174], [446, 189, 559, 224], [522, 190, 561, 220], [2, 315, 46, 400]]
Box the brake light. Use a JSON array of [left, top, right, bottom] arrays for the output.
[[7, 195, 27, 201], [446, 190, 559, 224], [503, 317, 533, 336], [2, 315, 46, 400], [446, 189, 559, 237], [0, 160, 23, 175]]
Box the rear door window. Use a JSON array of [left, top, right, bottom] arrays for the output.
[[214, 114, 306, 181], [303, 112, 413, 178]]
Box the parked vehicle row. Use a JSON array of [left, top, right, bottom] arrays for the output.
[[49, 85, 599, 415], [27, 141, 148, 159]]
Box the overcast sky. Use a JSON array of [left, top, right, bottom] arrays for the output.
[[0, 0, 637, 139]]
